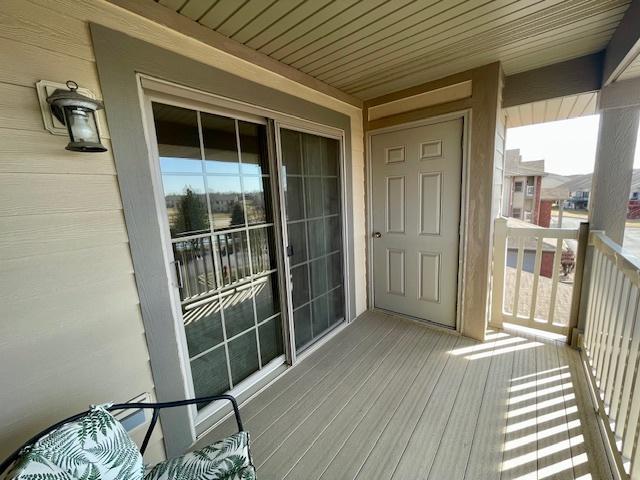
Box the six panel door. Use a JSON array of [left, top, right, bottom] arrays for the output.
[[371, 119, 463, 328]]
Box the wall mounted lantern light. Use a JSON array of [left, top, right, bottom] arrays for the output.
[[46, 80, 107, 152]]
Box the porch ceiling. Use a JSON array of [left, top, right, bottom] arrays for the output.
[[505, 91, 599, 128], [151, 0, 631, 100], [619, 52, 640, 80]]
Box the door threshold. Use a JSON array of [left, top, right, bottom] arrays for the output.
[[372, 307, 459, 336]]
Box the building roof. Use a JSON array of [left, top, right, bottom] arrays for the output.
[[505, 149, 546, 177]]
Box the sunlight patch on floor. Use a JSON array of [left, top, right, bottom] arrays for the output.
[[511, 365, 569, 382], [508, 382, 573, 405], [509, 372, 571, 392], [503, 419, 582, 451], [505, 405, 579, 433]]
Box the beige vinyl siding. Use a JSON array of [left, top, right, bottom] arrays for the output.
[[0, 0, 366, 463]]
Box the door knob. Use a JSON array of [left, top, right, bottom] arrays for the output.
[[373, 232, 382, 238]]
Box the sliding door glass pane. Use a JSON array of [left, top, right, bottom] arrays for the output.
[[152, 103, 284, 411], [281, 128, 345, 352]]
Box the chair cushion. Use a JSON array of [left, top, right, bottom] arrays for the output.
[[145, 431, 253, 480], [9, 405, 144, 480]]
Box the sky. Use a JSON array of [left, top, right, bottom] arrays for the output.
[[505, 115, 640, 176]]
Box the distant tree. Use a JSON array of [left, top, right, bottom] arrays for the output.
[[230, 201, 245, 226], [173, 187, 209, 236]]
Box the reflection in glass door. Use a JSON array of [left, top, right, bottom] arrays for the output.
[[152, 103, 284, 411], [280, 128, 345, 352]]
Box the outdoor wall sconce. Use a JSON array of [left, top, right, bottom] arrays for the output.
[[46, 80, 107, 152]]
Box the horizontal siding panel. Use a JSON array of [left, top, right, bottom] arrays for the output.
[[0, 173, 123, 216], [0, 337, 155, 458], [0, 37, 100, 91], [0, 210, 128, 260], [0, 0, 94, 61], [1, 273, 141, 340], [0, 333, 153, 406], [1, 303, 145, 384], [0, 83, 47, 132], [0, 128, 115, 175], [0, 243, 135, 304]]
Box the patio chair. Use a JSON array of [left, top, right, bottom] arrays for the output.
[[0, 394, 255, 480]]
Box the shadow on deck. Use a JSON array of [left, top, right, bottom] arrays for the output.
[[199, 310, 612, 479]]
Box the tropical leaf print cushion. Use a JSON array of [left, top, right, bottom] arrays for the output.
[[9, 405, 144, 480], [145, 431, 254, 480]]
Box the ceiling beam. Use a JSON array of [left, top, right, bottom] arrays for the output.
[[105, 0, 363, 108], [602, 0, 640, 86], [502, 53, 603, 108], [599, 76, 640, 110]]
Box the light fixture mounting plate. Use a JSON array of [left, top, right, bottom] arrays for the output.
[[36, 80, 102, 136]]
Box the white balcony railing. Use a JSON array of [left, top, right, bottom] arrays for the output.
[[582, 231, 640, 479], [491, 217, 581, 336]]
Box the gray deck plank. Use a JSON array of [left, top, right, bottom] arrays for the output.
[[250, 315, 411, 466], [427, 329, 498, 479], [198, 312, 613, 479], [464, 330, 516, 480], [535, 340, 574, 479], [389, 335, 475, 478], [199, 311, 392, 441], [308, 331, 454, 480], [352, 332, 459, 480], [500, 332, 540, 480], [559, 344, 615, 479], [245, 313, 396, 441], [257, 320, 428, 477]]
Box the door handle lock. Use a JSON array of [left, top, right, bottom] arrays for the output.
[[373, 232, 382, 238]]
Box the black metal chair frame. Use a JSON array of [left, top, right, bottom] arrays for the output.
[[0, 395, 245, 476]]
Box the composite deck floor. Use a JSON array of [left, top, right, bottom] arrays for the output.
[[202, 310, 612, 479]]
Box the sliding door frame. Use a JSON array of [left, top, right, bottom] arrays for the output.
[[138, 74, 351, 438], [273, 121, 350, 364]]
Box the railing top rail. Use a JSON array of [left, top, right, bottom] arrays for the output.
[[590, 231, 640, 286], [506, 226, 579, 239]]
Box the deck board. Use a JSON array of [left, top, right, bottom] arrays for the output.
[[280, 323, 436, 479], [464, 331, 516, 480], [200, 310, 612, 479]]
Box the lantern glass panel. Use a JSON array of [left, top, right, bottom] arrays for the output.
[[65, 106, 100, 144]]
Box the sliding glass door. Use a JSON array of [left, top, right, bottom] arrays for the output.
[[152, 102, 283, 411], [279, 128, 346, 352], [149, 99, 347, 423]]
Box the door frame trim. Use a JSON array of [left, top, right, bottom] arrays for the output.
[[366, 110, 470, 333]]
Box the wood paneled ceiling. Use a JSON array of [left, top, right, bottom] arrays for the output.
[[156, 0, 631, 100], [620, 53, 640, 80], [504, 91, 598, 128]]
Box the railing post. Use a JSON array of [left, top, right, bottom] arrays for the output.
[[568, 222, 589, 346], [491, 217, 508, 329]]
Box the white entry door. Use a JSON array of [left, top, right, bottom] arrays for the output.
[[371, 118, 463, 328]]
